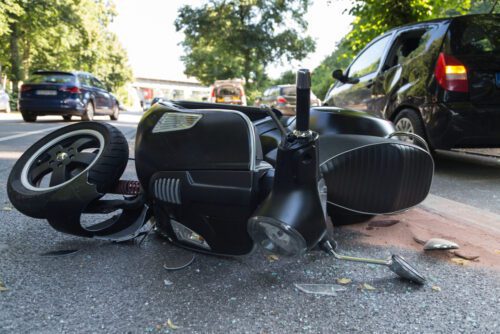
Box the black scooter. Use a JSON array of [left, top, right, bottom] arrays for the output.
[[7, 69, 433, 284]]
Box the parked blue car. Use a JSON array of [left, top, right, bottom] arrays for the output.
[[19, 71, 120, 122]]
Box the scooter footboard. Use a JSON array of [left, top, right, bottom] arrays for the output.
[[319, 134, 434, 215]]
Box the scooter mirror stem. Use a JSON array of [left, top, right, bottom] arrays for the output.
[[295, 69, 311, 133]]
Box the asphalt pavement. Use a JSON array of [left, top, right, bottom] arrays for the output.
[[0, 111, 499, 333]]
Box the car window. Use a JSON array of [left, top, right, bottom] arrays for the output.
[[348, 35, 391, 79], [281, 86, 296, 96], [217, 86, 241, 96], [91, 77, 106, 90], [383, 28, 431, 70], [450, 15, 500, 55], [28, 73, 76, 84], [78, 74, 91, 86]]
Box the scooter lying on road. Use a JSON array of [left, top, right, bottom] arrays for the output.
[[7, 69, 433, 284]]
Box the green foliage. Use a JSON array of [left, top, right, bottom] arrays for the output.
[[312, 0, 498, 100], [175, 0, 315, 90], [0, 0, 132, 95]]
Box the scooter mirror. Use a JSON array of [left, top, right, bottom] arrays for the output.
[[319, 134, 434, 215], [388, 255, 426, 284]]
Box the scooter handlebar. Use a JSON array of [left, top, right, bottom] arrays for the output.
[[295, 69, 311, 132]]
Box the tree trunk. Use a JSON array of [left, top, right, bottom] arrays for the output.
[[9, 22, 23, 93]]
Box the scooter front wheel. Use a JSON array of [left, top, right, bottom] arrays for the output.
[[7, 122, 129, 218]]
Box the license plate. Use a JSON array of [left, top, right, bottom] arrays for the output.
[[496, 73, 500, 89], [223, 96, 232, 102], [36, 90, 57, 96]]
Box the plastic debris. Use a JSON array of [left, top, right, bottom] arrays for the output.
[[163, 279, 173, 286], [266, 254, 279, 262], [423, 238, 459, 250], [432, 285, 441, 292], [163, 254, 195, 271], [450, 257, 470, 266], [368, 219, 400, 228], [336, 278, 352, 285], [360, 283, 376, 291], [451, 250, 479, 261], [294, 283, 346, 296], [0, 280, 7, 292], [1, 206, 12, 211], [40, 249, 80, 257], [167, 319, 179, 329]]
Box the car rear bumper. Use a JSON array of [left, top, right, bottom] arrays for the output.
[[426, 102, 500, 149], [19, 98, 85, 116]]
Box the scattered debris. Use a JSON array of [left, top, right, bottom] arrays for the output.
[[163, 279, 173, 286], [163, 254, 195, 271], [294, 283, 346, 296], [431, 285, 441, 292], [266, 254, 279, 262], [360, 283, 376, 291], [368, 220, 400, 228], [450, 257, 470, 266], [167, 319, 179, 330], [40, 249, 80, 257], [336, 278, 352, 285], [423, 238, 459, 251], [413, 236, 426, 245], [494, 249, 500, 255], [0, 279, 7, 292], [1, 206, 13, 211], [451, 250, 479, 261]]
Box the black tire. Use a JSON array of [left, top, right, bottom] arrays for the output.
[[110, 103, 119, 121], [63, 115, 72, 121], [82, 102, 95, 121], [22, 113, 37, 122], [328, 205, 374, 226], [7, 122, 129, 218], [393, 109, 428, 148]]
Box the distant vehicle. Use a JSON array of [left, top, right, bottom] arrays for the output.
[[256, 84, 321, 115], [209, 79, 247, 106], [324, 14, 500, 150], [19, 71, 120, 122], [0, 88, 10, 113]]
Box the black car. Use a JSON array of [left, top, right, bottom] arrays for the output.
[[324, 14, 500, 150], [19, 71, 120, 122]]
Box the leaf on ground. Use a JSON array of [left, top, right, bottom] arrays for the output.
[[450, 257, 470, 266], [167, 319, 179, 329], [1, 206, 12, 211], [266, 254, 279, 262], [368, 219, 400, 228], [431, 285, 441, 292], [336, 278, 352, 285], [0, 280, 7, 292], [360, 283, 376, 291], [451, 250, 479, 261]]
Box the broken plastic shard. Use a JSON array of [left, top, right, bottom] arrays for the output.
[[294, 283, 346, 296], [423, 238, 459, 250], [163, 279, 173, 286], [163, 254, 195, 271], [40, 249, 80, 257]]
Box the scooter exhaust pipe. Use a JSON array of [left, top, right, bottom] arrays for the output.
[[321, 239, 426, 284]]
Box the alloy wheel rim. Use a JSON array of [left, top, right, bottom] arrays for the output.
[[395, 118, 415, 143]]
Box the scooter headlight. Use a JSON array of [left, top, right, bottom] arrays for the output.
[[248, 216, 307, 257]]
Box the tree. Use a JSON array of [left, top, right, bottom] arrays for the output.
[[175, 0, 315, 92]]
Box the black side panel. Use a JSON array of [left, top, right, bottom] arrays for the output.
[[172, 100, 279, 121]]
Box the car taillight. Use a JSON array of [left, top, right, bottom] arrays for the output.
[[276, 96, 287, 104], [59, 86, 81, 93], [21, 85, 32, 92], [434, 53, 468, 93], [211, 88, 215, 97]]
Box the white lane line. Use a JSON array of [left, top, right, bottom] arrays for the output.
[[0, 126, 63, 143]]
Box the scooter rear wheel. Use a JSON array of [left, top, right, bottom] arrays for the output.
[[7, 122, 129, 218]]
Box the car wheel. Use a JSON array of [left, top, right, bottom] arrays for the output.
[[328, 205, 374, 226], [110, 104, 119, 121], [7, 122, 129, 218], [82, 102, 95, 121], [63, 115, 72, 122], [22, 113, 37, 122], [393, 109, 428, 148]]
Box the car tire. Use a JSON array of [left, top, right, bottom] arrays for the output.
[[22, 113, 37, 122], [393, 109, 428, 148], [110, 103, 119, 121], [328, 205, 374, 226], [7, 122, 129, 218], [63, 115, 72, 122], [82, 102, 95, 121]]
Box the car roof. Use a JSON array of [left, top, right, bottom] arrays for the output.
[[387, 13, 498, 33], [32, 70, 94, 76]]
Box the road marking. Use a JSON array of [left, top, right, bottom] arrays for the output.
[[0, 126, 63, 143]]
